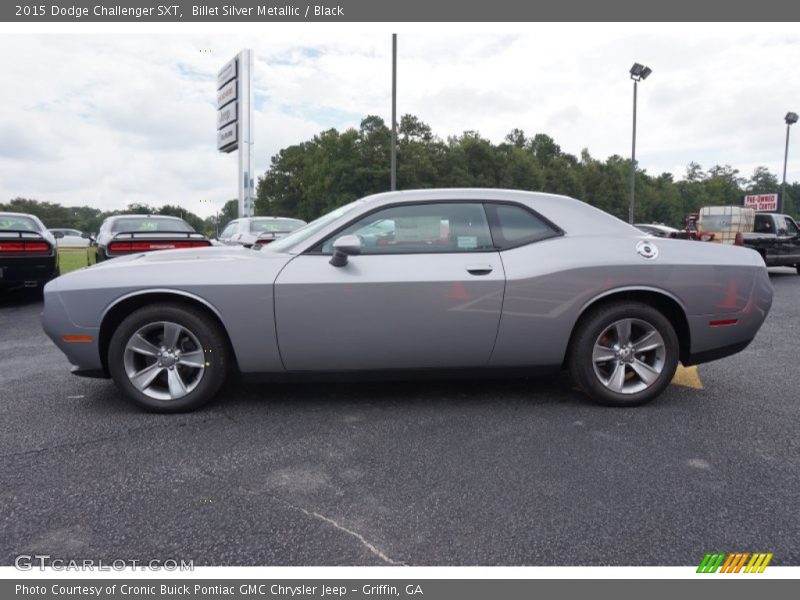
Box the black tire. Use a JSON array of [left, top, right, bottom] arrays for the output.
[[569, 301, 679, 407], [107, 303, 230, 412]]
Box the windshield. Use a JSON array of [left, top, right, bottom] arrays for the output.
[[0, 216, 38, 231], [265, 200, 366, 253], [250, 218, 305, 234], [112, 217, 194, 233]]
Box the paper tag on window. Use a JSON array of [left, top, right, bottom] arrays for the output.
[[395, 217, 441, 242], [457, 236, 478, 249]]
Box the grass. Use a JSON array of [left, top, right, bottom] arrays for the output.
[[57, 247, 97, 275]]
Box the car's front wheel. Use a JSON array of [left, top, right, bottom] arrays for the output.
[[569, 301, 679, 407], [107, 303, 230, 412]]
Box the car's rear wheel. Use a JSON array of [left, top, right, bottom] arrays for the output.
[[108, 303, 230, 412], [569, 301, 679, 407]]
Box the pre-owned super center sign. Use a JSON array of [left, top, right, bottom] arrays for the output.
[[744, 194, 779, 211]]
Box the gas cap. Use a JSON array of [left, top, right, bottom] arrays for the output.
[[636, 239, 659, 260]]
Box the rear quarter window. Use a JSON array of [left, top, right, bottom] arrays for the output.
[[486, 203, 560, 250]]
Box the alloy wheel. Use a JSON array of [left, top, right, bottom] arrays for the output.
[[122, 321, 206, 401], [591, 318, 666, 394]]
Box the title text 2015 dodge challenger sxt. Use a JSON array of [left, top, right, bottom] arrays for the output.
[[42, 189, 773, 412]]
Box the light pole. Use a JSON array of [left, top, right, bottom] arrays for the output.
[[628, 62, 652, 224], [780, 111, 798, 213], [391, 33, 397, 191]]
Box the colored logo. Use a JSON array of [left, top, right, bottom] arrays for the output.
[[697, 552, 773, 573]]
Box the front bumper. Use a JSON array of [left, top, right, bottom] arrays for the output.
[[41, 282, 106, 376]]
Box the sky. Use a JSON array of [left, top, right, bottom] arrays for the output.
[[0, 24, 798, 218]]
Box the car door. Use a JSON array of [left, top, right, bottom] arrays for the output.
[[274, 202, 506, 371], [780, 216, 800, 264]]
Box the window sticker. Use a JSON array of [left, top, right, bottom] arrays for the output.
[[394, 216, 441, 242], [457, 236, 478, 249]]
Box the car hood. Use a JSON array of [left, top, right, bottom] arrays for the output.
[[91, 244, 262, 266], [50, 245, 294, 293]]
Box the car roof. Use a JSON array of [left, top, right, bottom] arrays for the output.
[[108, 214, 185, 220], [351, 188, 636, 237], [278, 188, 638, 254]]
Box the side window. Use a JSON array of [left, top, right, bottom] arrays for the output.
[[487, 203, 559, 249], [782, 217, 798, 236], [754, 215, 773, 233], [320, 203, 494, 254], [219, 222, 237, 239]]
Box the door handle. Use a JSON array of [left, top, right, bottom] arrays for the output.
[[466, 264, 493, 276]]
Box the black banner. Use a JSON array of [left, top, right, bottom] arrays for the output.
[[4, 579, 799, 600], [3, 0, 800, 22]]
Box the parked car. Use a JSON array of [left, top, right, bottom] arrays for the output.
[[42, 189, 773, 412], [0, 212, 59, 291], [49, 228, 91, 248], [634, 223, 681, 238], [741, 212, 800, 272], [695, 206, 800, 272], [217, 216, 306, 247], [94, 215, 211, 262]]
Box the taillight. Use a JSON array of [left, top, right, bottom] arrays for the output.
[[0, 241, 51, 253], [734, 232, 744, 246], [255, 239, 274, 245], [108, 240, 210, 254]]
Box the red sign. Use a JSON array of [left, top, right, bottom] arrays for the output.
[[744, 194, 778, 211]]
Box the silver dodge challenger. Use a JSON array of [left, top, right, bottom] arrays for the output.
[[42, 189, 773, 412]]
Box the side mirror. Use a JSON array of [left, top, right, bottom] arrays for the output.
[[329, 234, 362, 267], [52, 231, 64, 239]]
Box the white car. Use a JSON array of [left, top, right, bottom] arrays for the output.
[[49, 228, 91, 248], [218, 216, 306, 248]]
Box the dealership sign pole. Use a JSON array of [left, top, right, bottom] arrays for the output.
[[217, 49, 254, 218]]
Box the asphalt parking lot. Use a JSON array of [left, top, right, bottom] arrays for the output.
[[1, 270, 799, 566]]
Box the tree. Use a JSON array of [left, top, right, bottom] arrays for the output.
[[219, 199, 238, 226], [157, 204, 206, 233], [746, 166, 779, 194]]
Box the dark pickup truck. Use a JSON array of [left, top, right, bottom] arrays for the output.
[[742, 213, 800, 273]]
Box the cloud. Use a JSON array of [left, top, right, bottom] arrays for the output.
[[0, 26, 798, 218]]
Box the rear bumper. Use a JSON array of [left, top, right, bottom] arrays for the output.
[[0, 255, 57, 287], [684, 340, 752, 366], [684, 267, 773, 365]]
